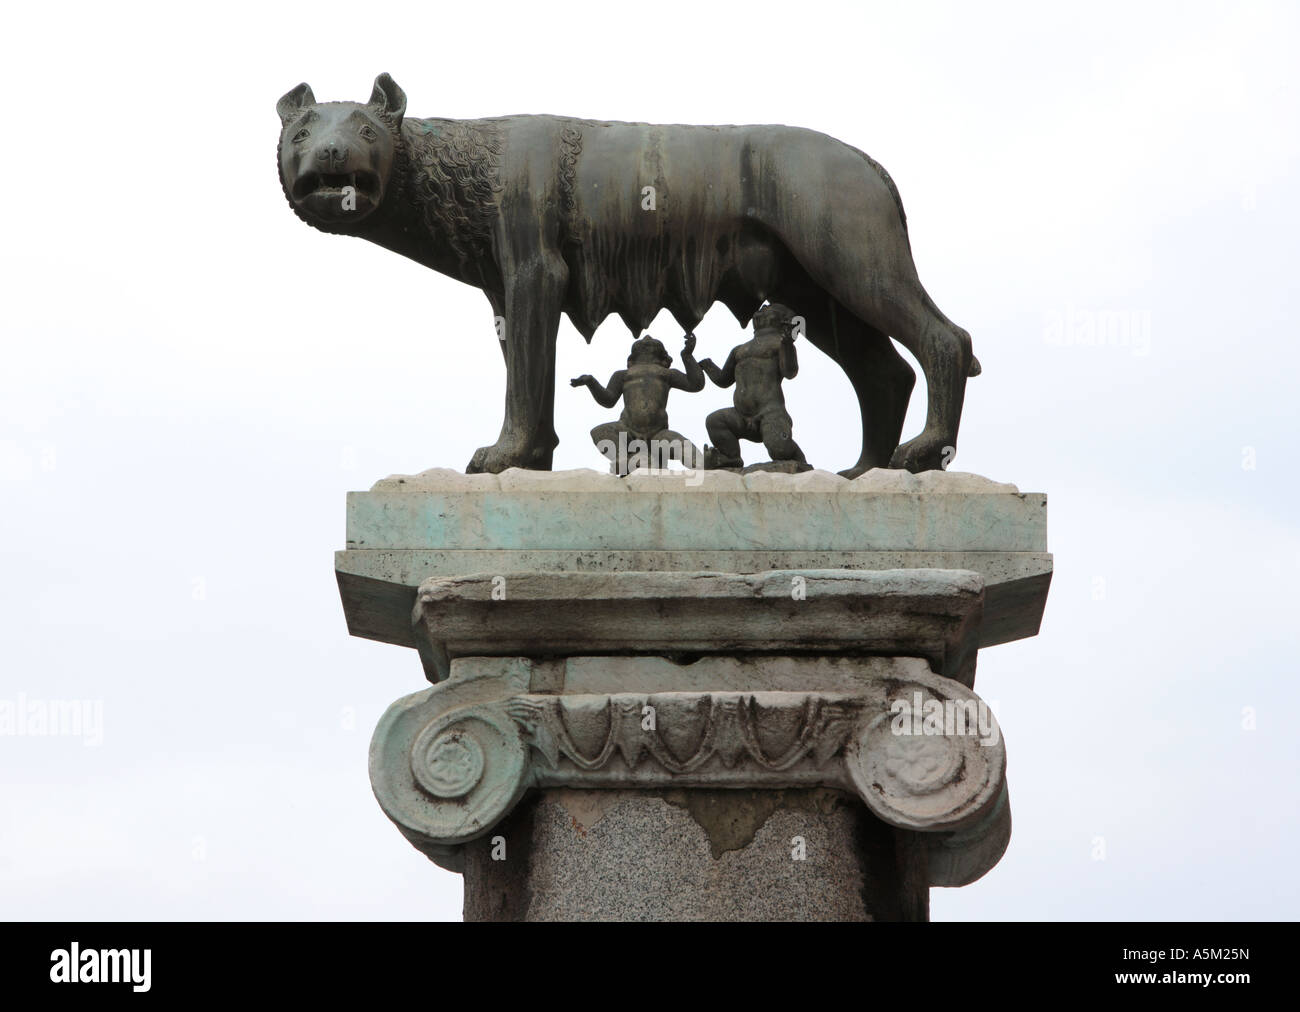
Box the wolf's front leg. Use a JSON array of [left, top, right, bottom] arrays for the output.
[[467, 253, 567, 473]]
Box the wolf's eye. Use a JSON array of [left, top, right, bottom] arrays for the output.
[[292, 128, 310, 144], [358, 124, 378, 142]]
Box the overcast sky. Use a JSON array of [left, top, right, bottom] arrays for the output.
[[2, 0, 1297, 920]]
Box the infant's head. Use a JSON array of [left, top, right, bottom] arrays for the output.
[[752, 303, 796, 338], [628, 335, 672, 367]]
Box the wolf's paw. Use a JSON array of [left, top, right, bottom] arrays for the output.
[[467, 437, 553, 474], [888, 434, 955, 474]]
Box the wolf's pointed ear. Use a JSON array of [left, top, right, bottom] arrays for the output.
[[277, 83, 315, 125], [369, 73, 407, 126]]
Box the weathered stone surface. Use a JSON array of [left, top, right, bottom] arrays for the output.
[[411, 568, 984, 684], [556, 653, 934, 694], [623, 467, 748, 491], [750, 467, 848, 491], [347, 486, 1045, 552], [621, 469, 699, 493], [462, 788, 930, 921], [338, 547, 1051, 658], [338, 470, 1050, 666], [369, 653, 1008, 887], [739, 460, 812, 476], [371, 467, 502, 491], [849, 468, 1021, 494], [344, 468, 1043, 919], [496, 467, 625, 492], [368, 466, 1019, 495], [910, 470, 1020, 494]]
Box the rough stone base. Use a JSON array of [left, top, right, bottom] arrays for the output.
[[462, 788, 929, 922], [740, 459, 814, 474]]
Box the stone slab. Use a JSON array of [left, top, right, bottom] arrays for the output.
[[346, 487, 1047, 552], [338, 469, 1050, 669], [412, 568, 984, 684], [337, 548, 1052, 654]]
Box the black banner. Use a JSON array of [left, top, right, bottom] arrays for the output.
[[0, 921, 1278, 998]]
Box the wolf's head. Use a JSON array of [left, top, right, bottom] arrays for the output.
[[277, 73, 406, 231]]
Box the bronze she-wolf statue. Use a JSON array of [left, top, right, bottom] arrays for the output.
[[276, 73, 981, 475]]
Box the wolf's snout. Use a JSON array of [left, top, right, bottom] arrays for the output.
[[315, 142, 350, 169]]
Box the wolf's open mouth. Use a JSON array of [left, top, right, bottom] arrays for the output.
[[292, 170, 381, 202]]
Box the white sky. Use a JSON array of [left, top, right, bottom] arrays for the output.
[[1, 0, 1297, 920]]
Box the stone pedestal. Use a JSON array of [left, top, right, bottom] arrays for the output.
[[340, 467, 1050, 921]]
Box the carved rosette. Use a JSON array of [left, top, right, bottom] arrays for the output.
[[844, 683, 1005, 833], [406, 704, 530, 844]]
